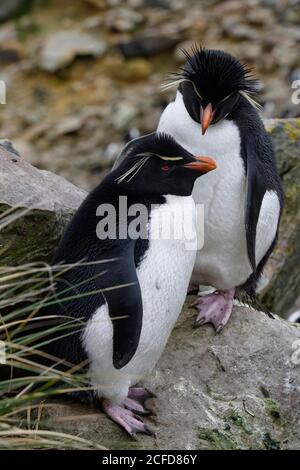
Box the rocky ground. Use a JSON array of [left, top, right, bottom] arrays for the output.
[[1, 1, 300, 450], [0, 132, 300, 450], [0, 0, 300, 190], [43, 304, 300, 450]]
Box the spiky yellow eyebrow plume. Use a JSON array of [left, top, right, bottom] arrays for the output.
[[161, 78, 203, 100], [137, 152, 183, 161], [159, 156, 183, 161], [133, 152, 183, 161], [115, 153, 183, 184], [162, 78, 262, 111], [239, 90, 263, 111], [115, 156, 150, 184]]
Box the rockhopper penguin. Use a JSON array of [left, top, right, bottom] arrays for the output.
[[157, 47, 284, 331], [45, 133, 217, 437]]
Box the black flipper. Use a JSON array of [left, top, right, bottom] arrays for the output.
[[244, 134, 268, 271], [47, 237, 143, 371], [235, 101, 283, 275], [101, 240, 143, 370], [231, 98, 283, 296]]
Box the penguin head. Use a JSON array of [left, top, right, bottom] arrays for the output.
[[173, 46, 260, 134], [113, 132, 217, 196]]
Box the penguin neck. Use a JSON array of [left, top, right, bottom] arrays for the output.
[[158, 91, 241, 156]]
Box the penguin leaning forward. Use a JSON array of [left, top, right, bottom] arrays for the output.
[[44, 132, 217, 437], [157, 46, 284, 332]]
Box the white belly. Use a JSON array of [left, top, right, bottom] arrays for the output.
[[158, 92, 252, 290], [82, 195, 196, 403]]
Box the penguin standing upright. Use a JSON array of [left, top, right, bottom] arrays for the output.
[[157, 47, 284, 331], [45, 133, 217, 437]]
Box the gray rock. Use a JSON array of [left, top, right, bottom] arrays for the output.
[[0, 144, 86, 265], [111, 102, 138, 130], [0, 0, 29, 22], [222, 19, 257, 40], [0, 139, 20, 157], [44, 304, 300, 450], [139, 0, 172, 8], [51, 116, 84, 137], [247, 7, 273, 26], [0, 24, 17, 42], [118, 35, 179, 59], [102, 142, 124, 167], [39, 31, 107, 73], [1, 138, 300, 449], [104, 7, 144, 32]]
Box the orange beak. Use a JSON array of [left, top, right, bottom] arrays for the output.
[[184, 156, 217, 174], [200, 103, 214, 135]]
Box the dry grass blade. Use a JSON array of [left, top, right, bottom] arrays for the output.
[[0, 426, 105, 450], [0, 256, 124, 450]]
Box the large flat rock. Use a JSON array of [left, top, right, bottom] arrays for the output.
[[44, 303, 300, 450]]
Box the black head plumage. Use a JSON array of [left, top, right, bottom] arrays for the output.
[[165, 46, 261, 132], [112, 132, 217, 197], [180, 46, 259, 101]]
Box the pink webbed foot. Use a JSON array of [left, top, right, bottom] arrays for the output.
[[102, 387, 155, 439], [191, 288, 235, 333]]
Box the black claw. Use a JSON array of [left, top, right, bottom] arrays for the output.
[[144, 426, 155, 436], [129, 431, 138, 441], [187, 289, 198, 296], [189, 300, 198, 308], [127, 425, 154, 440], [134, 413, 144, 422], [144, 388, 156, 399], [264, 310, 275, 319], [129, 388, 156, 405], [132, 407, 152, 416]]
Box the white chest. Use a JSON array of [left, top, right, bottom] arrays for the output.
[[82, 195, 196, 403], [133, 195, 196, 363]]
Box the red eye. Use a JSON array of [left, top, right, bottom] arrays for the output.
[[161, 164, 170, 171]]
